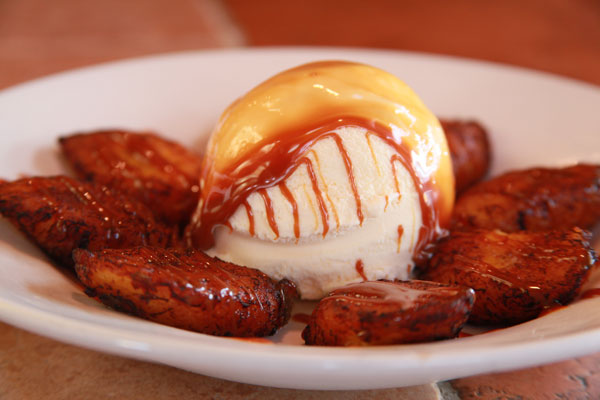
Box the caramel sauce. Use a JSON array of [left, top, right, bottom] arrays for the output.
[[311, 149, 340, 231], [190, 117, 450, 261], [580, 288, 600, 300], [231, 337, 273, 344], [330, 133, 364, 226], [302, 183, 320, 229], [355, 259, 367, 281], [365, 132, 382, 177], [258, 188, 279, 239], [458, 331, 473, 338], [413, 226, 432, 264], [299, 157, 329, 237], [451, 254, 547, 304], [279, 181, 299, 239], [390, 154, 403, 195], [325, 280, 459, 308], [292, 312, 311, 324], [61, 178, 120, 226], [397, 225, 404, 253], [98, 133, 188, 188], [242, 200, 255, 237]]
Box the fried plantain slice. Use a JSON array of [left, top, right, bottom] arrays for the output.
[[421, 228, 596, 325], [452, 164, 600, 232], [440, 119, 491, 195], [73, 246, 297, 337], [302, 280, 474, 346], [0, 176, 173, 267], [59, 130, 202, 226]]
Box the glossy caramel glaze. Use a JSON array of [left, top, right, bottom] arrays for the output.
[[74, 246, 297, 337], [355, 259, 367, 281], [302, 280, 474, 346], [580, 288, 600, 300], [440, 119, 491, 194], [292, 312, 311, 324], [279, 181, 299, 239], [60, 130, 202, 227], [0, 176, 173, 268], [452, 164, 600, 232], [186, 61, 454, 261], [421, 228, 596, 324]]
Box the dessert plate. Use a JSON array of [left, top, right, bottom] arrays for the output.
[[0, 47, 599, 390]]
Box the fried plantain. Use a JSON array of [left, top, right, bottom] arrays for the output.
[[421, 228, 596, 325], [302, 280, 474, 346], [452, 164, 600, 232], [74, 246, 298, 337], [0, 176, 173, 267], [59, 130, 202, 227], [440, 119, 491, 195]]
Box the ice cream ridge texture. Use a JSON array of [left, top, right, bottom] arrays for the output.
[[186, 61, 455, 299]]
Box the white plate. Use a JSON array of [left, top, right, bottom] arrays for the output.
[[0, 47, 599, 390]]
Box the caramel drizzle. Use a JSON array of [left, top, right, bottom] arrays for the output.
[[325, 280, 460, 308], [397, 225, 404, 253], [242, 200, 255, 237], [298, 157, 329, 237], [302, 184, 320, 231], [329, 134, 364, 226], [191, 116, 448, 260], [355, 259, 367, 281], [366, 132, 382, 177], [390, 154, 433, 263], [311, 149, 340, 230], [258, 188, 279, 239], [279, 181, 299, 239], [390, 154, 403, 197]]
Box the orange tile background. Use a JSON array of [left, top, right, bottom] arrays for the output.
[[1, 0, 599, 398], [224, 0, 600, 85]]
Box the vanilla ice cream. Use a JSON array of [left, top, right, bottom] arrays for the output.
[[186, 61, 454, 299]]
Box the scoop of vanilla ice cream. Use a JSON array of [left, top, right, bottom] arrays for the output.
[[186, 60, 454, 300], [209, 126, 421, 299]]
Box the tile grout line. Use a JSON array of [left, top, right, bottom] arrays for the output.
[[194, 0, 247, 47]]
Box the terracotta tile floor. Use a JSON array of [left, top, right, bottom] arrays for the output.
[[0, 0, 599, 398]]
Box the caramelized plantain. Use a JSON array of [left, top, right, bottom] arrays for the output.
[[59, 130, 202, 226], [452, 164, 600, 232], [74, 246, 297, 337], [302, 280, 474, 346], [0, 176, 173, 267], [421, 228, 596, 325], [440, 119, 491, 194]]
